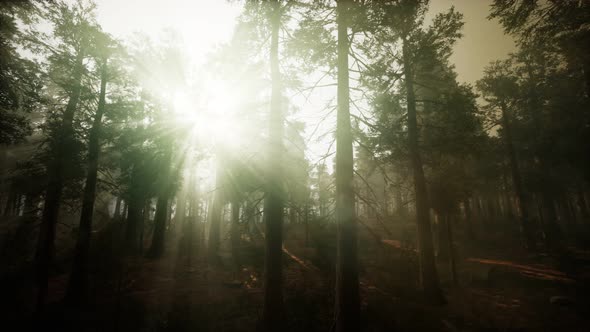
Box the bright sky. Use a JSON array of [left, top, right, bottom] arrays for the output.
[[428, 0, 516, 84], [96, 0, 242, 67], [92, 0, 515, 168]]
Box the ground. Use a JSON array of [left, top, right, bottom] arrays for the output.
[[1, 220, 590, 331]]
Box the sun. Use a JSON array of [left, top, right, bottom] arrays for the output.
[[171, 80, 242, 150]]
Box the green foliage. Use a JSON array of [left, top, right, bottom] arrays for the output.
[[0, 0, 42, 144]]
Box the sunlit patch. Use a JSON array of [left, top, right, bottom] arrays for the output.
[[171, 79, 243, 151]]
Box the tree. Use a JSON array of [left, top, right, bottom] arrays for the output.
[[65, 30, 119, 304], [27, 0, 98, 312], [490, 0, 590, 99], [362, 0, 462, 304], [477, 60, 537, 249], [262, 0, 285, 330], [334, 1, 360, 330], [0, 0, 40, 145]]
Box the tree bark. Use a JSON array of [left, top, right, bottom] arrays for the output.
[[113, 196, 122, 221], [140, 199, 151, 254], [403, 37, 445, 304], [262, 1, 285, 330], [334, 1, 361, 331], [207, 161, 223, 263], [175, 192, 187, 238], [4, 190, 15, 216], [463, 198, 474, 241], [577, 188, 589, 220], [500, 104, 536, 250], [65, 63, 108, 304], [147, 191, 170, 259], [230, 199, 240, 265], [445, 214, 457, 285], [437, 214, 450, 262], [35, 48, 84, 313], [124, 185, 143, 254]]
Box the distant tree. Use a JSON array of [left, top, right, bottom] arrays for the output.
[[65, 29, 121, 304], [332, 1, 361, 330], [24, 0, 99, 312], [477, 60, 537, 249], [0, 0, 40, 144], [261, 0, 286, 330]]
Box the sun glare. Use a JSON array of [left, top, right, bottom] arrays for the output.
[[172, 80, 242, 151]]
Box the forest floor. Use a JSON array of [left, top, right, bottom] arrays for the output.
[[2, 222, 590, 331]]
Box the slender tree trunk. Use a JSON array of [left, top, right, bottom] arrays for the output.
[[24, 194, 38, 219], [166, 199, 173, 231], [334, 1, 361, 331], [463, 198, 474, 241], [13, 194, 21, 216], [140, 199, 150, 254], [230, 199, 240, 265], [289, 206, 296, 224], [113, 197, 122, 221], [437, 213, 450, 262], [304, 201, 309, 247], [395, 186, 406, 218], [577, 189, 589, 220], [262, 1, 285, 330], [3, 188, 15, 216], [583, 58, 590, 100], [402, 37, 445, 305], [124, 186, 143, 254], [558, 195, 575, 236], [539, 182, 562, 251], [175, 192, 187, 238], [445, 214, 457, 285], [35, 48, 84, 313], [147, 147, 174, 259], [65, 64, 108, 304], [123, 203, 129, 220], [186, 172, 198, 264], [147, 191, 170, 259], [207, 162, 223, 263], [500, 104, 536, 250]]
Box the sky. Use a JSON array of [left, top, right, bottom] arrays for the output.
[[95, 0, 515, 85], [92, 0, 516, 166], [429, 0, 516, 85], [95, 0, 242, 67]]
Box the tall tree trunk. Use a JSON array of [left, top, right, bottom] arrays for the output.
[[123, 203, 129, 220], [113, 196, 122, 221], [185, 171, 198, 264], [35, 48, 84, 313], [395, 186, 406, 218], [65, 63, 108, 304], [262, 1, 285, 330], [24, 194, 38, 219], [3, 188, 16, 216], [140, 199, 151, 254], [463, 198, 474, 241], [230, 199, 240, 265], [437, 213, 450, 262], [175, 192, 187, 238], [577, 188, 589, 220], [500, 104, 536, 250], [147, 147, 173, 259], [147, 191, 170, 259], [304, 201, 309, 247], [207, 161, 223, 263], [334, 1, 360, 331], [124, 186, 143, 254], [445, 214, 457, 285], [402, 37, 445, 305], [502, 165, 515, 220]]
